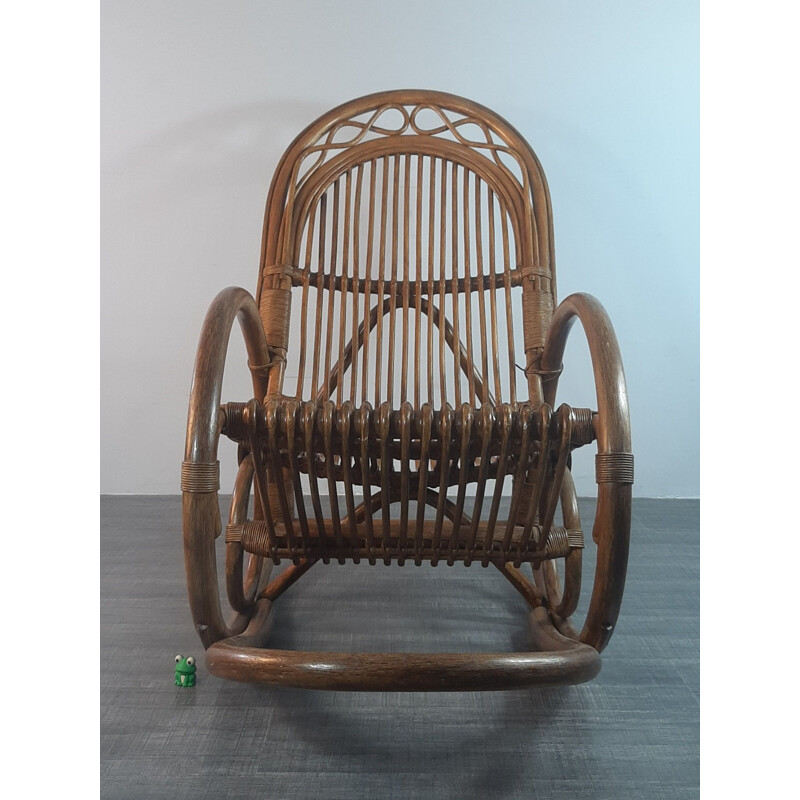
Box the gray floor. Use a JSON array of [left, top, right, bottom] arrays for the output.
[[101, 496, 699, 799]]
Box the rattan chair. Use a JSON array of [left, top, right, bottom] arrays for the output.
[[181, 90, 633, 691]]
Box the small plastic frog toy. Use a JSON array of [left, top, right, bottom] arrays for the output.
[[174, 654, 196, 687]]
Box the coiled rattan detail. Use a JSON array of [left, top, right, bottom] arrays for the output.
[[180, 460, 220, 493], [595, 452, 635, 484], [570, 407, 596, 447], [260, 288, 292, 348], [543, 526, 584, 559], [221, 402, 249, 442], [523, 290, 555, 352]]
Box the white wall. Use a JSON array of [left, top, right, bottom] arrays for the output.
[[101, 0, 698, 496]]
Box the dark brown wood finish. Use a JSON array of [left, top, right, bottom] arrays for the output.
[[181, 90, 633, 689], [205, 602, 600, 691]]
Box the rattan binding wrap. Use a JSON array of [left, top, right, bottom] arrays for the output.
[[595, 453, 635, 484], [180, 461, 220, 493]]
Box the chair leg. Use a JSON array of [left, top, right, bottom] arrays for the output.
[[259, 560, 317, 601], [494, 561, 544, 608]]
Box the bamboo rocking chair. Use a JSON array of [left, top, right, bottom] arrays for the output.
[[182, 90, 633, 691]]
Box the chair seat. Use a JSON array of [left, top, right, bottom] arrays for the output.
[[221, 395, 592, 566], [221, 396, 596, 488]]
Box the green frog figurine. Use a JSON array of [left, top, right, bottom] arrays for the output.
[[174, 654, 196, 687]]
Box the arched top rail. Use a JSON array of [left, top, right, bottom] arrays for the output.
[[258, 90, 555, 300]]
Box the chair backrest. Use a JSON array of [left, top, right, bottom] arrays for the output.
[[256, 90, 557, 408]]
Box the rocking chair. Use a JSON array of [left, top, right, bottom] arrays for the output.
[[181, 90, 633, 691]]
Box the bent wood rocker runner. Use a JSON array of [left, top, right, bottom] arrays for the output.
[[182, 90, 633, 691]]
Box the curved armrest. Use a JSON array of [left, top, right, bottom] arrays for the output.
[[183, 287, 270, 648], [541, 293, 630, 455], [541, 293, 632, 652], [184, 286, 270, 465]]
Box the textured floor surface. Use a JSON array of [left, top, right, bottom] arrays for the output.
[[101, 496, 699, 799]]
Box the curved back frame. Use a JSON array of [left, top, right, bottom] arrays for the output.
[[255, 90, 557, 407]]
